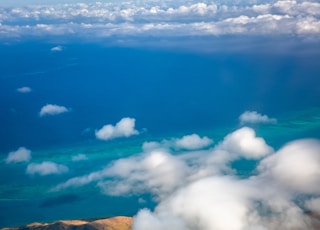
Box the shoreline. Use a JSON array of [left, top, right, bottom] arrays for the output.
[[2, 216, 133, 230]]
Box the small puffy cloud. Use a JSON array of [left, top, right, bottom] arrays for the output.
[[5, 147, 31, 164], [258, 139, 320, 194], [239, 111, 277, 125], [26, 161, 68, 176], [39, 104, 70, 117], [174, 134, 213, 150], [50, 45, 63, 52], [95, 117, 139, 141], [72, 153, 88, 161], [142, 141, 163, 152], [16, 86, 32, 93], [219, 127, 274, 159]]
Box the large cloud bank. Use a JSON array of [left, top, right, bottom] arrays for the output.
[[95, 117, 139, 141], [54, 124, 320, 229], [0, 0, 319, 43]]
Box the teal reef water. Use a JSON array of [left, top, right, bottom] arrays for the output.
[[0, 43, 320, 228]]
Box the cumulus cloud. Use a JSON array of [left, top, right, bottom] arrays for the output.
[[258, 139, 320, 194], [53, 126, 320, 229], [16, 86, 32, 93], [133, 175, 316, 230], [26, 161, 68, 176], [132, 139, 320, 230], [54, 127, 271, 195], [174, 134, 213, 150], [72, 153, 88, 161], [5, 147, 31, 163], [133, 177, 256, 230], [50, 45, 63, 52], [39, 104, 70, 117], [95, 117, 139, 141], [218, 127, 274, 159], [54, 150, 189, 198], [239, 111, 277, 125]]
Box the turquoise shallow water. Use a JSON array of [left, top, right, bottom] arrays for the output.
[[0, 43, 320, 227], [1, 107, 320, 227]]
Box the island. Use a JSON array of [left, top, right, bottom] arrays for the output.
[[2, 216, 133, 230]]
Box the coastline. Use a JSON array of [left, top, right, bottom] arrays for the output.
[[2, 216, 133, 230]]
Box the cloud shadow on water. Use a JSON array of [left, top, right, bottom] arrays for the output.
[[39, 194, 82, 208]]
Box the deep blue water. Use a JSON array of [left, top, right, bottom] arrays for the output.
[[0, 42, 320, 227], [1, 43, 319, 152]]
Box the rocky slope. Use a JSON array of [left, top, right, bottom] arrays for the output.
[[2, 216, 132, 230]]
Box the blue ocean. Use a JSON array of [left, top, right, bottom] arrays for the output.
[[0, 42, 320, 228]]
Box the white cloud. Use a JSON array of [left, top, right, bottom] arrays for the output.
[[50, 45, 63, 52], [133, 171, 317, 230], [142, 134, 213, 152], [258, 139, 320, 194], [219, 127, 274, 159], [239, 111, 277, 125], [72, 153, 88, 161], [142, 141, 163, 152], [174, 134, 213, 150], [98, 150, 189, 197], [5, 147, 31, 163], [54, 127, 272, 196], [26, 161, 68, 176], [39, 104, 70, 117], [133, 176, 256, 230], [16, 86, 32, 93], [305, 197, 320, 214], [95, 117, 139, 141], [54, 149, 189, 198], [52, 170, 105, 191], [0, 1, 320, 44], [53, 127, 320, 229]]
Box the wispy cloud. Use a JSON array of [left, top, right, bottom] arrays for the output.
[[50, 45, 63, 52], [142, 134, 213, 152], [95, 117, 139, 141], [26, 161, 68, 176], [5, 147, 31, 163], [16, 86, 32, 93], [39, 104, 70, 117], [72, 153, 88, 161]]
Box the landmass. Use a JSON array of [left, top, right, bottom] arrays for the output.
[[2, 216, 132, 230]]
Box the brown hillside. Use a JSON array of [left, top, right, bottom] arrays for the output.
[[2, 216, 132, 230]]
